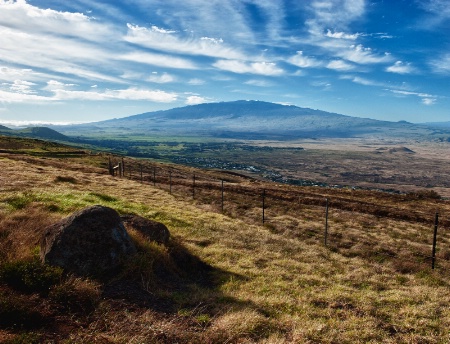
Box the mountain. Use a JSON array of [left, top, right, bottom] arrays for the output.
[[0, 125, 12, 132], [17, 127, 69, 140], [57, 100, 449, 140], [422, 121, 450, 128], [0, 126, 69, 141]]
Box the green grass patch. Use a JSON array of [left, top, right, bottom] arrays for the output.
[[5, 193, 34, 210], [87, 192, 118, 203]]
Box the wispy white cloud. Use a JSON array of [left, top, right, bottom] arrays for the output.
[[245, 79, 274, 87], [326, 60, 355, 71], [416, 0, 450, 28], [325, 29, 360, 40], [147, 72, 177, 84], [337, 44, 392, 64], [213, 60, 284, 76], [310, 80, 332, 90], [0, 90, 52, 103], [429, 53, 450, 74], [421, 98, 436, 105], [288, 51, 323, 68], [300, 0, 395, 72], [386, 61, 416, 74], [125, 24, 247, 60], [340, 75, 387, 87], [9, 80, 37, 94], [52, 87, 178, 102], [0, 85, 178, 103], [119, 52, 198, 70], [306, 0, 366, 36], [185, 95, 209, 105], [0, 66, 54, 83], [0, 120, 84, 126], [388, 89, 437, 105], [43, 80, 77, 91], [129, 0, 256, 43], [0, 0, 111, 42], [0, 27, 123, 83], [104, 88, 178, 102], [187, 78, 205, 86]]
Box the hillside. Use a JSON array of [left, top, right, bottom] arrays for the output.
[[16, 127, 69, 141], [0, 126, 69, 141], [0, 125, 12, 132], [55, 100, 447, 140], [1, 136, 450, 343]]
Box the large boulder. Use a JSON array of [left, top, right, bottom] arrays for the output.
[[40, 205, 136, 276], [121, 214, 170, 245]]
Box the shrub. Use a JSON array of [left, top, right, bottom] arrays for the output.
[[0, 258, 63, 295], [407, 190, 441, 200]]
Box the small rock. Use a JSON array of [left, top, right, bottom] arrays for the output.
[[121, 215, 170, 245]]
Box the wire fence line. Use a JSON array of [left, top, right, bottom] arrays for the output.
[[108, 156, 449, 272]]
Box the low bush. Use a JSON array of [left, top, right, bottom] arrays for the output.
[[0, 258, 63, 295]]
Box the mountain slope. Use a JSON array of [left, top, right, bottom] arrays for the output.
[[58, 100, 448, 139], [0, 126, 69, 141], [17, 127, 69, 140], [0, 125, 12, 132]]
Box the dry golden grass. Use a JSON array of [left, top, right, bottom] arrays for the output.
[[1, 139, 450, 343]]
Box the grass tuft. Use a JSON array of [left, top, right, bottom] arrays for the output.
[[49, 276, 101, 314], [53, 176, 77, 184], [87, 192, 118, 203]]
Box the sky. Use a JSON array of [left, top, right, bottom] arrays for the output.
[[0, 0, 450, 125]]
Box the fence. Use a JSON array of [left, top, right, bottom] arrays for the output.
[[108, 156, 450, 273]]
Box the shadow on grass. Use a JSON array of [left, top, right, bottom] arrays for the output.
[[102, 237, 251, 315]]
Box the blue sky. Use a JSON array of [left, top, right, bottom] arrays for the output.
[[1, 0, 450, 125]]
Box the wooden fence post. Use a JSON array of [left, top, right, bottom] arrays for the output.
[[221, 180, 224, 212], [324, 198, 329, 246], [432, 212, 439, 269], [108, 157, 113, 176], [262, 189, 266, 224]]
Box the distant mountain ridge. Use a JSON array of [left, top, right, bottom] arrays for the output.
[[0, 125, 69, 141], [56, 100, 450, 140], [0, 125, 13, 132]]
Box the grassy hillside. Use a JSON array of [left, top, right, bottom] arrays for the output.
[[1, 136, 449, 343], [0, 125, 12, 132], [0, 126, 69, 142]]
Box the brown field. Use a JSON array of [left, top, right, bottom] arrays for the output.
[[1, 136, 450, 343], [239, 138, 450, 198]]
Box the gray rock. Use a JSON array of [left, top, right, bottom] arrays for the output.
[[121, 214, 170, 245], [40, 205, 136, 276]]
